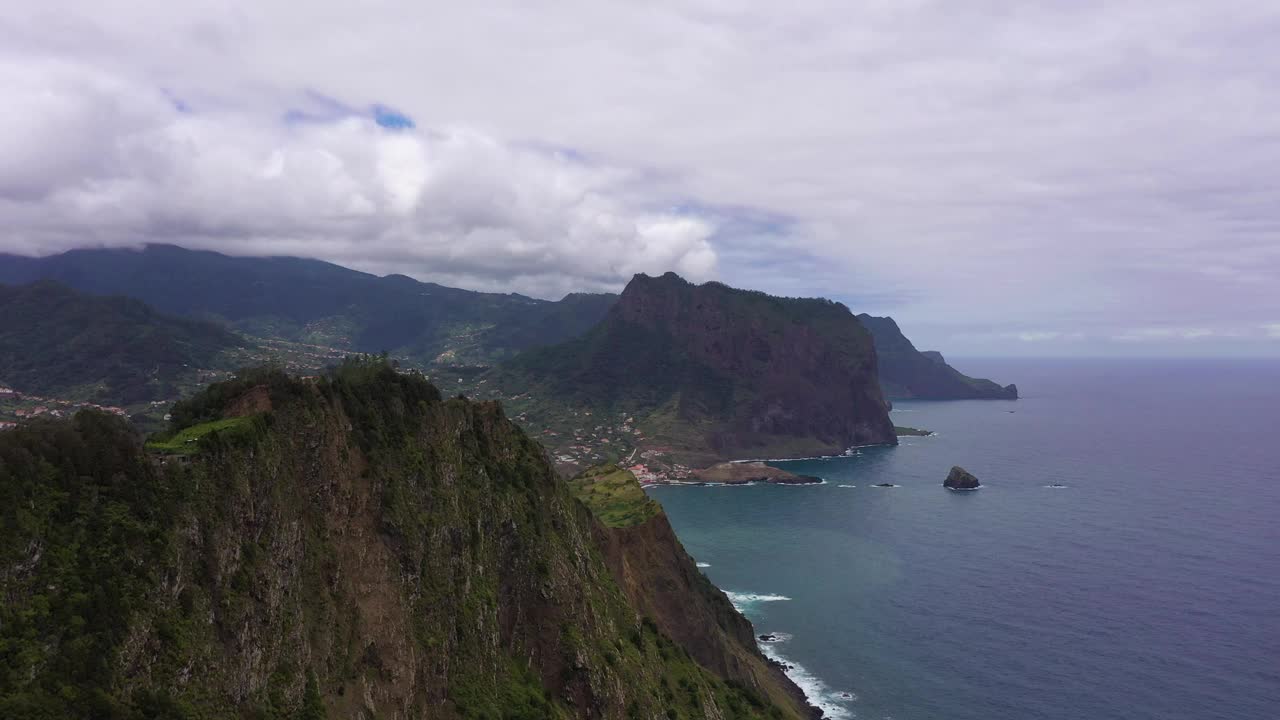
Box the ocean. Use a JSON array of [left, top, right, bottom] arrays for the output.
[[648, 358, 1280, 720]]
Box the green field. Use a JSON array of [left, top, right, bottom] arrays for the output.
[[567, 465, 661, 528], [145, 416, 257, 454]]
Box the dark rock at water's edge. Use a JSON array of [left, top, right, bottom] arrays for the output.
[[695, 461, 822, 485], [945, 465, 982, 490]]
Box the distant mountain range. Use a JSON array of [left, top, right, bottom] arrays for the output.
[[496, 272, 897, 462], [0, 281, 243, 405], [0, 244, 615, 365], [0, 245, 1016, 457]]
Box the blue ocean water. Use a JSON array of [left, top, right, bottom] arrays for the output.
[[649, 358, 1280, 720]]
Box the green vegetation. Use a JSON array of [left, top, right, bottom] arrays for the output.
[[0, 281, 244, 405], [0, 410, 189, 719], [568, 465, 661, 528], [0, 358, 800, 719], [0, 245, 616, 366], [145, 416, 259, 454]]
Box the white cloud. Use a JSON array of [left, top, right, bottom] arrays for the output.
[[1016, 332, 1063, 343], [2, 0, 1280, 352], [1114, 328, 1216, 342], [0, 56, 715, 298]]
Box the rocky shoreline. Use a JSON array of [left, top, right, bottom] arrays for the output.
[[693, 461, 823, 485]]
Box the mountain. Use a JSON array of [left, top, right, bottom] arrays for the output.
[[0, 245, 616, 365], [0, 360, 812, 719], [0, 281, 244, 404], [856, 314, 1018, 400], [497, 272, 896, 462]]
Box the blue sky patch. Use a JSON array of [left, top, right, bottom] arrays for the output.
[[373, 104, 415, 129]]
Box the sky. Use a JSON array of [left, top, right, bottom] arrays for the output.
[[2, 1, 1279, 356]]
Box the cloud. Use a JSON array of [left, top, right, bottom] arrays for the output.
[[0, 57, 715, 298], [3, 1, 1280, 352], [1015, 332, 1065, 343], [1113, 328, 1216, 342]]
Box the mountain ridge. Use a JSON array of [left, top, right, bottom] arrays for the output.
[[856, 314, 1018, 400], [0, 245, 617, 366], [495, 272, 896, 464], [0, 360, 814, 718], [0, 281, 245, 404]]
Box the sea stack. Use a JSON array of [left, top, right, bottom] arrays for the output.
[[944, 465, 981, 490]]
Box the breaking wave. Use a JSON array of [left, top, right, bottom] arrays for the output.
[[757, 637, 855, 718], [725, 592, 791, 610]]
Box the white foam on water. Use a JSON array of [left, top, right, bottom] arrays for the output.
[[725, 591, 792, 610], [836, 484, 857, 488], [729, 593, 856, 718], [757, 641, 855, 719], [696, 562, 711, 568]]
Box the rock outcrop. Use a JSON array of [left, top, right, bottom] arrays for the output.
[[694, 461, 822, 485], [856, 314, 1018, 400], [501, 272, 896, 462], [945, 465, 982, 490]]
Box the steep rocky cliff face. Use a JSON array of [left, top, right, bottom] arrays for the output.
[[855, 314, 1017, 400], [568, 466, 810, 714], [502, 273, 896, 461], [0, 362, 812, 719]]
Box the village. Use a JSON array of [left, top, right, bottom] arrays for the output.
[[1, 346, 701, 486], [0, 385, 129, 431], [422, 373, 703, 484]]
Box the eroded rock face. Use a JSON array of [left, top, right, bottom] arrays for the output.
[[505, 272, 896, 461], [945, 465, 982, 490], [591, 496, 816, 716]]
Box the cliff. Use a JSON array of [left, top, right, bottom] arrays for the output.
[[501, 273, 896, 462], [0, 361, 811, 719], [569, 466, 813, 714], [855, 314, 1017, 400]]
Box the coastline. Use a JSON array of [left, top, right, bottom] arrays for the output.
[[728, 439, 899, 465]]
